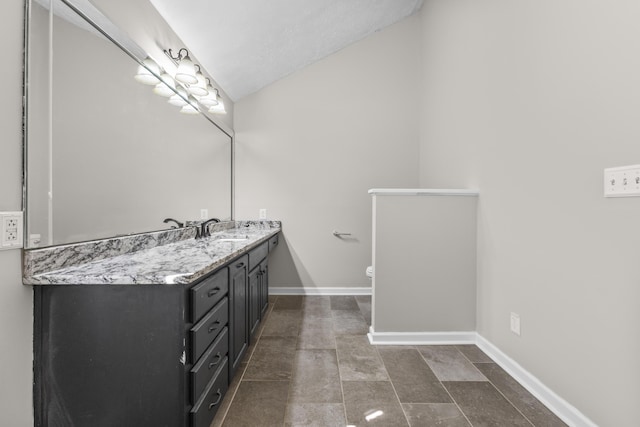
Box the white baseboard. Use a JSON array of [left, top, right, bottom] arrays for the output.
[[269, 286, 372, 296], [367, 327, 476, 345], [475, 334, 597, 427]]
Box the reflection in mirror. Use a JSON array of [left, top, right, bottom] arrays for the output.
[[25, 0, 232, 248]]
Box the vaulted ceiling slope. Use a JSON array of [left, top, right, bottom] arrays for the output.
[[148, 0, 424, 101]]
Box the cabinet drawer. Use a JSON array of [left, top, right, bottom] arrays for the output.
[[191, 357, 229, 427], [191, 268, 228, 323], [268, 233, 279, 251], [191, 298, 228, 363], [191, 327, 228, 401], [248, 242, 268, 271]]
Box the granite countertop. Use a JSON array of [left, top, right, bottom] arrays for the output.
[[23, 222, 281, 285]]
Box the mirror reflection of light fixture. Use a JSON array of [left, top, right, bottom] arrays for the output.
[[167, 48, 198, 84], [134, 57, 161, 85], [168, 86, 189, 107], [198, 79, 219, 107], [153, 73, 176, 97], [180, 96, 200, 114], [208, 89, 227, 115]]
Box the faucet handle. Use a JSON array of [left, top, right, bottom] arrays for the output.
[[163, 218, 184, 229]]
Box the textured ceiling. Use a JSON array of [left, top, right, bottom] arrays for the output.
[[148, 0, 423, 101]]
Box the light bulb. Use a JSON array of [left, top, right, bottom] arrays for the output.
[[134, 58, 161, 85], [188, 68, 208, 97], [168, 86, 189, 107], [208, 91, 226, 114], [153, 73, 176, 97], [199, 82, 219, 107], [174, 52, 197, 84]]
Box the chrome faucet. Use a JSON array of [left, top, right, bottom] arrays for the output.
[[196, 218, 220, 238], [163, 218, 184, 229]]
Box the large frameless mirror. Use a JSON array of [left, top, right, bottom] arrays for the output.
[[24, 0, 233, 248]]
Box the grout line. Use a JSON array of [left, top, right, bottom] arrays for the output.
[[283, 296, 302, 426], [416, 346, 474, 427], [214, 297, 277, 426], [472, 362, 537, 427], [457, 346, 537, 427], [439, 381, 475, 427], [334, 310, 349, 426], [375, 346, 413, 426]]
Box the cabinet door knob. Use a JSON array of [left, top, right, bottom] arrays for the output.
[[207, 287, 220, 297], [208, 352, 222, 369], [208, 390, 222, 410], [236, 262, 245, 268], [208, 321, 221, 333]]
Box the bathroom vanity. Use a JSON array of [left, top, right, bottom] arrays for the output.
[[26, 221, 280, 427]]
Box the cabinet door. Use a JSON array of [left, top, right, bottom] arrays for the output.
[[259, 260, 269, 315], [35, 285, 186, 427], [229, 255, 248, 378], [248, 267, 260, 339]]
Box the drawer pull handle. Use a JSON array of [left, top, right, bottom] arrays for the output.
[[207, 287, 220, 297], [208, 390, 222, 410], [208, 321, 221, 333], [236, 262, 245, 268], [208, 352, 222, 369]]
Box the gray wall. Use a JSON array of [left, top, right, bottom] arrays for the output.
[[234, 14, 422, 289], [0, 1, 34, 426], [373, 194, 477, 332], [418, 0, 640, 425]]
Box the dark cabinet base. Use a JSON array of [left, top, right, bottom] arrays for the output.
[[34, 285, 186, 427]]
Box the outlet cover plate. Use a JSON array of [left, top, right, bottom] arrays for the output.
[[510, 312, 521, 336], [604, 165, 640, 197], [1, 211, 24, 250]]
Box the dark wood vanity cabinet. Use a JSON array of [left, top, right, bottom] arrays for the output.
[[34, 233, 279, 427], [34, 284, 189, 427], [229, 255, 248, 379]]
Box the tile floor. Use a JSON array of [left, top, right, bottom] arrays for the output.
[[212, 295, 566, 427]]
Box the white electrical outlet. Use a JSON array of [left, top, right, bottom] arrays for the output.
[[1, 211, 24, 250], [510, 312, 521, 336], [604, 165, 640, 197], [200, 209, 209, 219], [259, 209, 267, 219]]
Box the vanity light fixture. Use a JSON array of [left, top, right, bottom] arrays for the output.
[[166, 48, 198, 85], [134, 57, 161, 85], [198, 79, 219, 107], [188, 65, 209, 97], [208, 89, 227, 114], [134, 47, 227, 117]]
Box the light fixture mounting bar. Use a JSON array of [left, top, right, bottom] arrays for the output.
[[164, 48, 189, 65]]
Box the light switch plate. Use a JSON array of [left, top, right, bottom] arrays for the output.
[[1, 211, 24, 250], [604, 165, 640, 197]]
